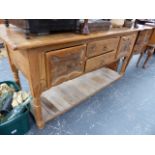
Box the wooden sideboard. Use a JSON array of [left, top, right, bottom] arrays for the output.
[[0, 24, 152, 128]]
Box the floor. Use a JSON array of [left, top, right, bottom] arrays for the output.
[[1, 54, 155, 135]]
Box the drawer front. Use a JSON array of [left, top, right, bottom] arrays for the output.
[[87, 37, 120, 58], [116, 33, 137, 58], [85, 51, 116, 72], [46, 45, 86, 86]]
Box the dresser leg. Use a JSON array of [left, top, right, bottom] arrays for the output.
[[12, 69, 21, 88], [142, 47, 155, 69], [142, 51, 152, 68], [27, 49, 45, 129], [28, 79, 45, 129], [5, 44, 21, 88], [32, 96, 45, 129]]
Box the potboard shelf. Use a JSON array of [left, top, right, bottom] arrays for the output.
[[41, 67, 122, 123]]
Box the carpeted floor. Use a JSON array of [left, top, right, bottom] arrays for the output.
[[1, 53, 155, 135]]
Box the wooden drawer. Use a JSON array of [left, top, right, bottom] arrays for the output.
[[87, 37, 120, 58], [116, 33, 137, 58], [85, 51, 116, 72], [46, 45, 86, 86]]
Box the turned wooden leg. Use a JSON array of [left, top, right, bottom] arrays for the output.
[[28, 72, 44, 128], [27, 50, 44, 128], [136, 52, 144, 67], [29, 86, 44, 129], [5, 44, 21, 88], [11, 68, 21, 87]]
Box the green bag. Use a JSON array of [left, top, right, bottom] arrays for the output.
[[0, 93, 12, 110], [0, 81, 20, 92], [0, 96, 32, 124], [0, 81, 17, 110], [0, 81, 32, 135], [0, 81, 31, 124]]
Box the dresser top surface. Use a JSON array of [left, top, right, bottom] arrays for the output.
[[0, 24, 152, 50]]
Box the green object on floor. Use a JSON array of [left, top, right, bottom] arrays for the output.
[[0, 81, 20, 92], [0, 81, 31, 135], [1, 97, 32, 123], [0, 109, 30, 135], [0, 93, 12, 110]]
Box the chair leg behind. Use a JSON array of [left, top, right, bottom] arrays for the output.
[[142, 47, 155, 68]]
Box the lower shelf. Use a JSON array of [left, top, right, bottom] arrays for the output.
[[41, 67, 122, 123]]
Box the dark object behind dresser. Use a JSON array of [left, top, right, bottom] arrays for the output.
[[5, 19, 80, 39]]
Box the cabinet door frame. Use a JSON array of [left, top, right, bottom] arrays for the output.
[[116, 33, 137, 59], [46, 44, 86, 87], [133, 29, 153, 54]]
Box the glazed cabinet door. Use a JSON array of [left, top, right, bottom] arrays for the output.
[[46, 45, 86, 87], [116, 33, 137, 59]]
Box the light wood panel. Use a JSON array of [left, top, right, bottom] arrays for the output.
[[87, 37, 120, 58], [149, 29, 155, 44], [116, 33, 137, 58], [9, 49, 29, 78], [46, 45, 86, 87], [133, 29, 153, 54], [85, 51, 116, 72], [41, 67, 122, 123]]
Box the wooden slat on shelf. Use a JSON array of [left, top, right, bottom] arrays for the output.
[[41, 67, 122, 123]]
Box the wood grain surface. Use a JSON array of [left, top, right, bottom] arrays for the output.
[[41, 67, 122, 123]]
